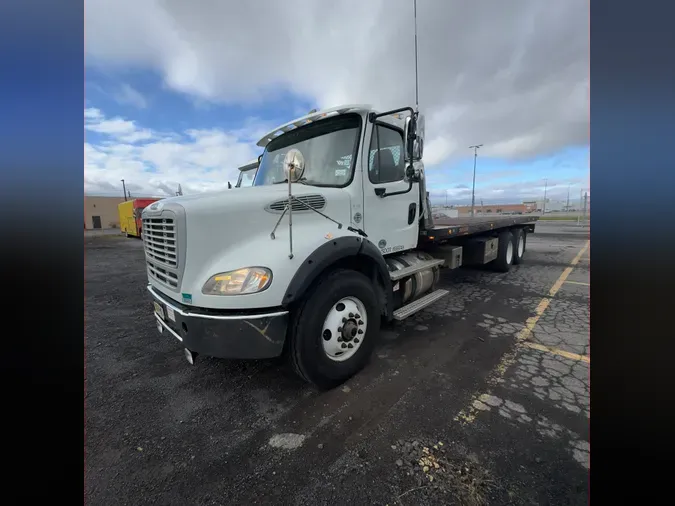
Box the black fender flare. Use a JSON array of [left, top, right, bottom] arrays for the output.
[[282, 236, 393, 319]]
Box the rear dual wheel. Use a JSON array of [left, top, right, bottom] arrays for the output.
[[512, 228, 526, 265], [493, 228, 527, 272]]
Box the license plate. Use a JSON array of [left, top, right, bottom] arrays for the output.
[[166, 306, 176, 322], [154, 301, 165, 320]]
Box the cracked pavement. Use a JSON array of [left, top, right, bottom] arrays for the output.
[[85, 221, 590, 505]]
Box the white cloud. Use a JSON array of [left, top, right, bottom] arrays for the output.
[[84, 109, 263, 196], [113, 83, 148, 109], [85, 0, 589, 166], [84, 108, 104, 120], [84, 109, 156, 144]]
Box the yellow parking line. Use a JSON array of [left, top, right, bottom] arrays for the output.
[[565, 280, 590, 286], [455, 240, 591, 425], [516, 240, 590, 344], [522, 341, 590, 363]]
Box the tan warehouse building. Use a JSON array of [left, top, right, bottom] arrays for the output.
[[84, 196, 126, 230]]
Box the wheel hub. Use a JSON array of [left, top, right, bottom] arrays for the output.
[[322, 297, 368, 362], [341, 320, 358, 342]]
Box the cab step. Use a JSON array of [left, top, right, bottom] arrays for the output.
[[392, 289, 449, 321], [389, 258, 445, 281]]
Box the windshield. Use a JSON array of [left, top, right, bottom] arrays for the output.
[[236, 167, 257, 188], [254, 114, 362, 188]]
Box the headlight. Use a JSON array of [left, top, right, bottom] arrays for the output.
[[201, 267, 272, 295]]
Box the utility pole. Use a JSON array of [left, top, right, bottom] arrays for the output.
[[582, 192, 588, 222], [469, 144, 483, 217], [445, 189, 448, 207], [121, 179, 127, 201], [480, 198, 484, 215], [566, 184, 571, 212], [542, 179, 548, 215]]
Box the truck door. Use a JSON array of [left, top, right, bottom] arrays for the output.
[[361, 122, 419, 254]]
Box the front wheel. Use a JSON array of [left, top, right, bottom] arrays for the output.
[[288, 269, 380, 389]]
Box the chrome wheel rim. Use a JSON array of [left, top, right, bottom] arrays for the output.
[[506, 240, 514, 264], [321, 297, 367, 362]]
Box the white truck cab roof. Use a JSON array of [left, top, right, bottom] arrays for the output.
[[255, 104, 409, 148], [237, 159, 259, 172]]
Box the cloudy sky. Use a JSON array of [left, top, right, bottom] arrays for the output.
[[84, 0, 589, 205]]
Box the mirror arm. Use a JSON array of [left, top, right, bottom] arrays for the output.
[[374, 164, 418, 198]]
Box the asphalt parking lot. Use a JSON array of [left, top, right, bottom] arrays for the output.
[[85, 221, 589, 506]]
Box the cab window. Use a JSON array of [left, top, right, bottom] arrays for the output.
[[368, 124, 405, 184]]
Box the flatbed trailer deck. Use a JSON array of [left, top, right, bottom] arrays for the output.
[[421, 215, 539, 243]]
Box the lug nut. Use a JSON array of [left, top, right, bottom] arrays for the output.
[[355, 314, 361, 319], [354, 338, 360, 343], [342, 317, 347, 323], [337, 337, 343, 342], [347, 343, 354, 348], [341, 343, 347, 349], [349, 312, 354, 318], [358, 329, 364, 334], [358, 320, 364, 325], [338, 327, 342, 332]]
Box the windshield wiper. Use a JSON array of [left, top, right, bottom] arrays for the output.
[[273, 177, 310, 185]]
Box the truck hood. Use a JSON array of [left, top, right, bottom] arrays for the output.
[[146, 184, 356, 309], [162, 183, 345, 216]]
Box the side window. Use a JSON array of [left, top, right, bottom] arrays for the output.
[[368, 125, 405, 184]]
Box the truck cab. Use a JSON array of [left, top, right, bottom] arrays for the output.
[[143, 104, 534, 388], [235, 158, 259, 188]]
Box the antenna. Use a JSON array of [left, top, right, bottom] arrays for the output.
[[413, 0, 419, 111]]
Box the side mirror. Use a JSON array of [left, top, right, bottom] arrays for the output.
[[404, 113, 425, 162], [404, 116, 415, 162], [412, 113, 425, 160]]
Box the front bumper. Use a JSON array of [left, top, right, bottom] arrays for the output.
[[148, 285, 288, 359]]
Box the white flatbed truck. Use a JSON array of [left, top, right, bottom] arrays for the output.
[[143, 104, 538, 388]]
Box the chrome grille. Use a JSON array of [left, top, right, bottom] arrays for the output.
[[143, 216, 180, 289], [143, 218, 178, 266], [267, 194, 326, 212], [147, 262, 179, 289]]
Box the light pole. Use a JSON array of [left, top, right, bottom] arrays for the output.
[[469, 144, 483, 217], [121, 179, 127, 201], [566, 184, 571, 212], [542, 178, 548, 215]]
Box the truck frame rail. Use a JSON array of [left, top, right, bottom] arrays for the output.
[[420, 215, 539, 244]]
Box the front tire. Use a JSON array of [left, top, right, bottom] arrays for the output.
[[289, 269, 380, 389]]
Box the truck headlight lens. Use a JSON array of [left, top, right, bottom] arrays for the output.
[[202, 267, 272, 295]]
